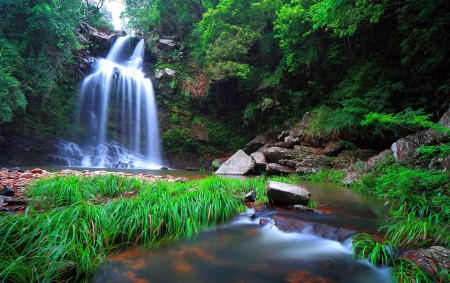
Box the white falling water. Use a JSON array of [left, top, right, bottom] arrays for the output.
[[54, 36, 163, 169]]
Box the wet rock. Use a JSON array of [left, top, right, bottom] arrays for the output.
[[399, 246, 450, 275], [245, 190, 256, 202], [8, 167, 24, 173], [31, 168, 43, 174], [266, 163, 296, 175], [271, 214, 358, 242], [215, 150, 256, 175], [0, 186, 14, 196], [0, 207, 9, 212], [259, 218, 272, 227], [293, 204, 313, 211], [251, 205, 274, 219], [267, 181, 310, 205]]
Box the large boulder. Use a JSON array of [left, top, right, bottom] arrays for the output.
[[391, 130, 436, 163], [267, 181, 310, 205], [215, 150, 256, 175]]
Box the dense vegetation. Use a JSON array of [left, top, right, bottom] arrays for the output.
[[2, 0, 449, 154]]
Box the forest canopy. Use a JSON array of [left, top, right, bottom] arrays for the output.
[[1, 0, 449, 145]]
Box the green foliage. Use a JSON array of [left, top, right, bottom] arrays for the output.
[[353, 162, 450, 247], [207, 122, 248, 151], [192, 0, 282, 80], [303, 169, 346, 183], [362, 108, 450, 137], [162, 127, 200, 154], [352, 233, 397, 266], [0, 39, 27, 123], [392, 258, 434, 283]]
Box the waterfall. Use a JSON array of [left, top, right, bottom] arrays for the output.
[[54, 36, 163, 169]]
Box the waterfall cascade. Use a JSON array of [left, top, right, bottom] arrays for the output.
[[55, 36, 163, 169]]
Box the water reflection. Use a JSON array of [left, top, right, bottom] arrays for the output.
[[94, 211, 391, 283]]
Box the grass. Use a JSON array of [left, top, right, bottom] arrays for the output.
[[352, 233, 397, 266], [3, 173, 308, 282], [302, 169, 346, 183]]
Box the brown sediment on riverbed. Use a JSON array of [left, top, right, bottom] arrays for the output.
[[0, 167, 186, 212]]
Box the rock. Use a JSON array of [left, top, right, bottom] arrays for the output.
[[262, 147, 296, 163], [266, 163, 296, 175], [323, 141, 345, 156], [274, 141, 294, 149], [160, 167, 169, 170], [293, 204, 313, 211], [158, 39, 178, 52], [342, 171, 362, 186], [3, 197, 15, 204], [164, 68, 176, 76], [155, 68, 164, 79], [271, 214, 358, 242], [364, 149, 394, 171], [30, 168, 43, 174], [267, 181, 310, 205], [391, 130, 437, 163], [8, 167, 24, 173], [250, 205, 274, 219], [215, 150, 256, 175], [399, 246, 450, 275], [0, 186, 14, 196], [250, 152, 267, 173], [295, 154, 332, 169], [242, 129, 282, 154], [278, 159, 297, 168], [259, 218, 272, 227], [22, 172, 33, 178], [245, 190, 256, 202]]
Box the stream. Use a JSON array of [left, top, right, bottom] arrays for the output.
[[92, 179, 392, 283]]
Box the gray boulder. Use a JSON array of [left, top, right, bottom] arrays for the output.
[[215, 150, 256, 175], [267, 181, 310, 205], [250, 152, 267, 173]]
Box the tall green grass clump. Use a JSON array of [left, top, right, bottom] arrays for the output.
[[1, 174, 262, 282], [352, 163, 450, 247]]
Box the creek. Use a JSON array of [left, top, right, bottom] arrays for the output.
[[92, 179, 392, 283]]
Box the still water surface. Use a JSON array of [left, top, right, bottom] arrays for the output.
[[89, 178, 391, 283]]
